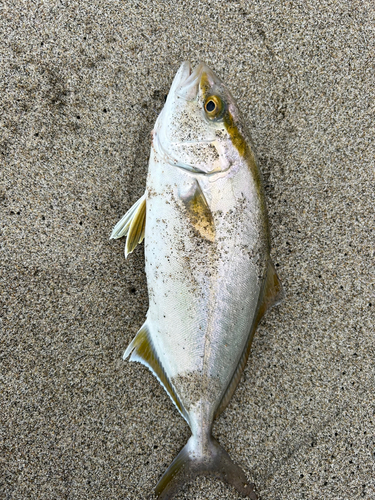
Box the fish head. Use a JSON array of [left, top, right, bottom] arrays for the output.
[[153, 62, 249, 175]]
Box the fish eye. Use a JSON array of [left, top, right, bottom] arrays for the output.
[[204, 95, 224, 119], [206, 100, 216, 112]]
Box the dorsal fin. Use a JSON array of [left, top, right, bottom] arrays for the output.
[[124, 322, 188, 422], [215, 260, 284, 418]]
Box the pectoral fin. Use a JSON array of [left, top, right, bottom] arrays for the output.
[[180, 180, 215, 242], [124, 322, 188, 422], [110, 193, 146, 258]]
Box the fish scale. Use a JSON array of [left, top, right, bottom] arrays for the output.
[[111, 61, 284, 499]]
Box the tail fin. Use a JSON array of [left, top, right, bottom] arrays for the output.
[[155, 435, 257, 499]]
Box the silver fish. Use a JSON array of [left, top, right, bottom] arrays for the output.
[[111, 61, 284, 499]]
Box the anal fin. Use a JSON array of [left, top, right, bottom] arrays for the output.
[[215, 259, 284, 418], [124, 322, 188, 422]]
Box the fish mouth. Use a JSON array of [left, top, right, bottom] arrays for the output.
[[168, 61, 223, 103], [176, 62, 222, 101], [168, 61, 192, 96]]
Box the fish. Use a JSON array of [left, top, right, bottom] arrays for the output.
[[111, 61, 284, 499]]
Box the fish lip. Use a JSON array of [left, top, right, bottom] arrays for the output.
[[179, 60, 192, 83], [176, 63, 202, 101], [169, 61, 192, 96]]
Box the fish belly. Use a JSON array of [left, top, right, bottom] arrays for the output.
[[144, 151, 268, 426]]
